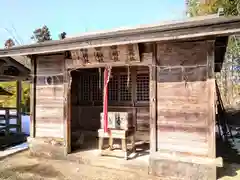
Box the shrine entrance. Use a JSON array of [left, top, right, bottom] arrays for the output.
[[69, 66, 150, 162]]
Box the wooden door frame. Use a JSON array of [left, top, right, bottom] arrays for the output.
[[63, 60, 154, 155], [64, 68, 72, 155], [30, 55, 37, 138], [149, 43, 157, 153]]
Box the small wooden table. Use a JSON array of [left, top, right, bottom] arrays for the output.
[[98, 128, 136, 160]]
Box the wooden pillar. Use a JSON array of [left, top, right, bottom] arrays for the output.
[[149, 43, 157, 153], [131, 67, 137, 129], [207, 40, 216, 158], [64, 69, 72, 155], [30, 56, 37, 138], [16, 80, 22, 133], [5, 109, 10, 135]]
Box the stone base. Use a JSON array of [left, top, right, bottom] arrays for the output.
[[28, 137, 66, 160], [149, 158, 216, 180]]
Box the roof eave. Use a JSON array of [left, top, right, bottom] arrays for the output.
[[0, 15, 240, 57]]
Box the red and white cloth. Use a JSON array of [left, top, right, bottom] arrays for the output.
[[103, 67, 111, 133]]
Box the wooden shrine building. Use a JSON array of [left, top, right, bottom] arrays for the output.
[[0, 56, 30, 148], [0, 15, 240, 179]]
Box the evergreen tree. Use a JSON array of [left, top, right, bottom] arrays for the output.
[[59, 32, 67, 40], [31, 25, 52, 43]]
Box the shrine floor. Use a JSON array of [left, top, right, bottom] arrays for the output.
[[0, 151, 240, 180], [69, 136, 150, 174]]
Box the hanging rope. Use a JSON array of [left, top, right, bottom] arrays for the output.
[[181, 65, 188, 88], [127, 66, 130, 88], [67, 70, 72, 90], [107, 66, 112, 84], [98, 67, 102, 89]]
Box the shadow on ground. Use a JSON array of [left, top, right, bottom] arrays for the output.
[[0, 132, 27, 151], [227, 108, 240, 126], [0, 163, 65, 180], [217, 108, 240, 179]]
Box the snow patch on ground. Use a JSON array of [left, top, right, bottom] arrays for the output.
[[0, 142, 28, 158]]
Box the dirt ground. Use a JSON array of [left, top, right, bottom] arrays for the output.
[[0, 151, 160, 180], [0, 151, 240, 180], [218, 164, 240, 180]]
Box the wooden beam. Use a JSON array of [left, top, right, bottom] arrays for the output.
[[30, 56, 37, 138], [66, 59, 150, 70], [70, 44, 140, 65], [207, 40, 216, 158], [131, 67, 137, 129], [151, 152, 223, 167], [64, 68, 72, 155], [0, 124, 20, 128], [16, 80, 22, 133], [149, 43, 157, 153], [5, 109, 10, 135]]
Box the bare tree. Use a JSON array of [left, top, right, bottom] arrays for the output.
[[4, 38, 15, 48]]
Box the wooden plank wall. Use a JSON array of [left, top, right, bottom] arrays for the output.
[[156, 40, 214, 157], [35, 54, 65, 138]]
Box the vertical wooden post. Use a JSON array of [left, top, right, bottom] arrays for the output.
[[131, 67, 137, 129], [103, 68, 109, 133], [207, 40, 216, 158], [5, 109, 10, 135], [16, 80, 22, 133], [149, 43, 157, 153], [30, 56, 37, 138], [64, 69, 72, 155]]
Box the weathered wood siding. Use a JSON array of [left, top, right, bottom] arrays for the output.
[[156, 41, 213, 157], [35, 54, 65, 138], [149, 40, 216, 179], [136, 107, 149, 141], [66, 44, 143, 69]]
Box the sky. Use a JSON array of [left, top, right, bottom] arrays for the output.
[[0, 0, 186, 48]]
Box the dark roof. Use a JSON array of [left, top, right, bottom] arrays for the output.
[[0, 57, 30, 81], [215, 36, 229, 72], [12, 56, 31, 69], [0, 15, 240, 57]]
